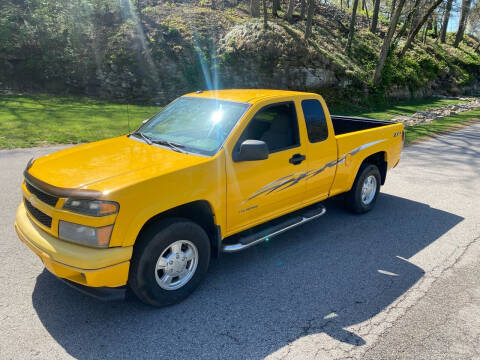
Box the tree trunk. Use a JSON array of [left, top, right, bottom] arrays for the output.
[[250, 0, 260, 17], [272, 0, 279, 17], [422, 23, 429, 44], [305, 0, 315, 40], [399, 0, 444, 57], [373, 0, 407, 85], [390, 0, 397, 20], [300, 0, 306, 19], [286, 0, 295, 22], [370, 0, 381, 33], [363, 0, 370, 21], [440, 0, 453, 43], [346, 0, 360, 55], [263, 0, 268, 29], [454, 0, 473, 47], [393, 0, 421, 44]]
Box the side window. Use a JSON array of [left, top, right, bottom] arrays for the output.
[[237, 102, 299, 153], [302, 99, 328, 143]]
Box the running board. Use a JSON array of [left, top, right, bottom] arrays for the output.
[[222, 204, 326, 253]]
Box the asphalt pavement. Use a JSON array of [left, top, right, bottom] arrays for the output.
[[1, 123, 479, 359]]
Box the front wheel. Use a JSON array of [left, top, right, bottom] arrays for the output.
[[129, 218, 211, 307], [345, 164, 381, 214]]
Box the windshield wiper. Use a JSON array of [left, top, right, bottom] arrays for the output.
[[130, 132, 187, 153], [131, 131, 153, 145], [151, 139, 187, 154]]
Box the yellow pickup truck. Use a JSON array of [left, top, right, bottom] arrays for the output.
[[15, 89, 404, 306]]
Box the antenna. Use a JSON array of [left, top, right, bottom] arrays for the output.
[[127, 102, 131, 134]]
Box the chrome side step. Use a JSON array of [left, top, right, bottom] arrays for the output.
[[222, 204, 326, 253]]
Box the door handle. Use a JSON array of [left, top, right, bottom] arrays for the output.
[[289, 154, 306, 165]]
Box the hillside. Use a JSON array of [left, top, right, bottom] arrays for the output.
[[1, 1, 480, 105]]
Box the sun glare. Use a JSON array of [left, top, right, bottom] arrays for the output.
[[211, 106, 224, 124]]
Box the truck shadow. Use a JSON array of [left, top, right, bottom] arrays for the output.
[[32, 194, 463, 359]]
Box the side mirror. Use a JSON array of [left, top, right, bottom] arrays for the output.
[[234, 140, 269, 162], [142, 119, 148, 124]]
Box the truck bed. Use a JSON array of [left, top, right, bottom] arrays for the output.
[[331, 116, 394, 136]]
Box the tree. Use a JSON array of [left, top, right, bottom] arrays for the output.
[[370, 0, 381, 33], [423, 19, 433, 44], [300, 0, 306, 19], [440, 0, 453, 43], [393, 0, 422, 45], [250, 0, 260, 17], [390, 0, 397, 19], [286, 0, 295, 22], [454, 0, 473, 47], [362, 0, 370, 21], [399, 0, 445, 57], [468, 1, 480, 38], [346, 0, 360, 54], [263, 0, 268, 29], [305, 0, 315, 40], [272, 0, 279, 17], [373, 0, 407, 85]]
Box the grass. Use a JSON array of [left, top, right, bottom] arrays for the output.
[[0, 94, 477, 149], [0, 94, 159, 149]]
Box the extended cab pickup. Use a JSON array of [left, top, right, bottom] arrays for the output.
[[15, 89, 404, 306]]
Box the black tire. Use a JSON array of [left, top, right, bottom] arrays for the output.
[[129, 218, 211, 307], [345, 163, 381, 214]]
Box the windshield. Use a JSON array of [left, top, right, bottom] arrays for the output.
[[137, 97, 249, 156]]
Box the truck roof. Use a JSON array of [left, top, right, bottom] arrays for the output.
[[183, 89, 317, 104]]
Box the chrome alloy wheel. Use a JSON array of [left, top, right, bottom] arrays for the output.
[[154, 240, 199, 290], [361, 175, 377, 205]]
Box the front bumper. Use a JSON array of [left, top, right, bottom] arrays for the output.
[[15, 203, 133, 289]]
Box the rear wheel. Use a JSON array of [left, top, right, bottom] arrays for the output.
[[129, 218, 211, 307], [345, 164, 381, 214]]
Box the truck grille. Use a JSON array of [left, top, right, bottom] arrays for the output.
[[25, 180, 58, 207], [24, 198, 52, 228]]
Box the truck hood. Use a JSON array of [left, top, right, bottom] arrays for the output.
[[27, 136, 207, 191]]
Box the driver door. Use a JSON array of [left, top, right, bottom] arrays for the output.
[[226, 101, 308, 233]]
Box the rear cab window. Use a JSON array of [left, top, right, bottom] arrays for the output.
[[301, 99, 329, 143]]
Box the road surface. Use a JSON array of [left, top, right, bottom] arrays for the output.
[[1, 123, 479, 359]]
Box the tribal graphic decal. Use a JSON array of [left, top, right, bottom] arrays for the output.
[[240, 139, 386, 205]]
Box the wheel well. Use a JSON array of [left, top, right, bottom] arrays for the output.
[[137, 201, 221, 258], [361, 152, 387, 185]]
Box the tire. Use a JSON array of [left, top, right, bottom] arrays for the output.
[[345, 163, 381, 214], [129, 218, 211, 307]]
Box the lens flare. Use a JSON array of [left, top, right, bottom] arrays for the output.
[[119, 0, 159, 82], [190, 29, 221, 91]]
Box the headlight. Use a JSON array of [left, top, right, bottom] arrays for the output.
[[58, 221, 113, 248], [63, 199, 118, 216]]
